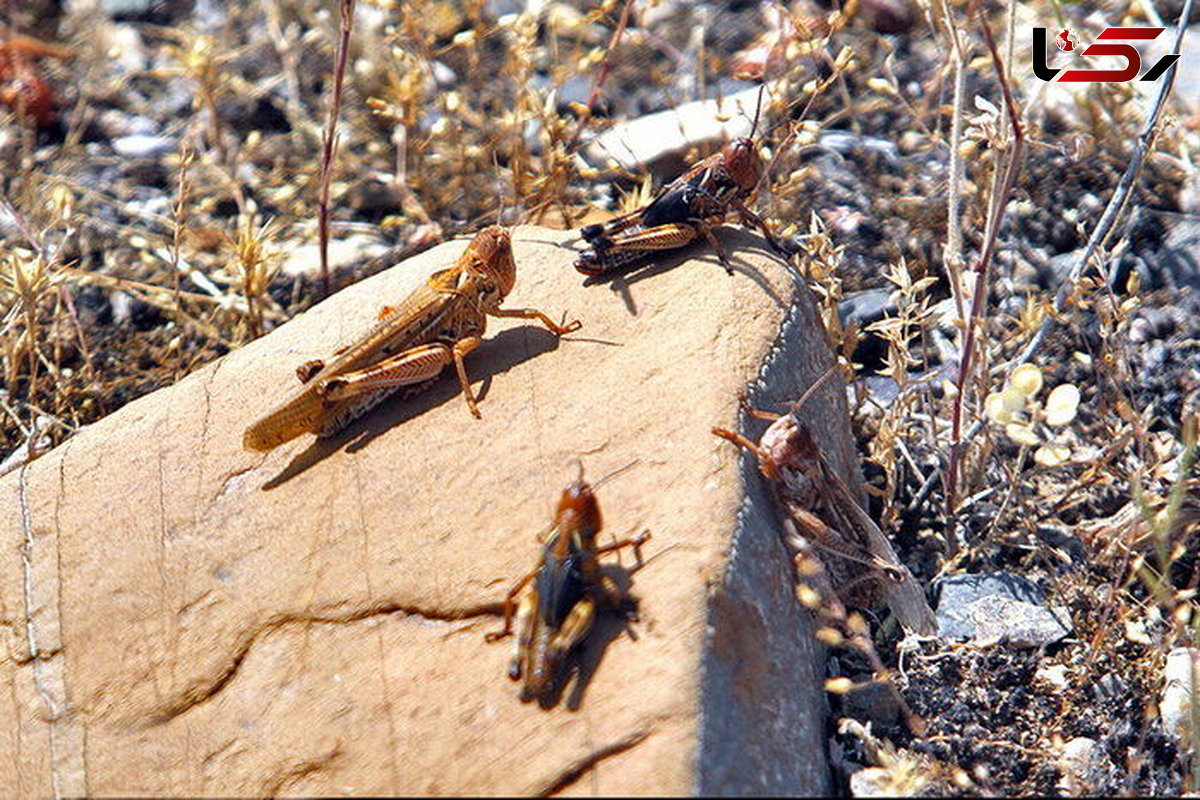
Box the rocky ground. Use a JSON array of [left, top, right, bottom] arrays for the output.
[[1, 0, 1198, 795]]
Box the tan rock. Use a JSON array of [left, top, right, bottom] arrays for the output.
[[0, 226, 860, 795]]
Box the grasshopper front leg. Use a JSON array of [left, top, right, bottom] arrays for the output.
[[485, 567, 538, 643], [712, 427, 770, 461], [732, 199, 794, 258], [594, 530, 652, 561], [320, 336, 484, 418], [696, 223, 736, 274], [489, 306, 582, 336]]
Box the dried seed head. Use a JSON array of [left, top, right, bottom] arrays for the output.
[[1010, 364, 1044, 398], [1044, 384, 1081, 427]]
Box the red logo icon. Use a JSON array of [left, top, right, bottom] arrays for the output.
[[1033, 27, 1180, 83]]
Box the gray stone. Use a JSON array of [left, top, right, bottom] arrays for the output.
[[933, 572, 1071, 648], [1161, 647, 1200, 742], [1056, 736, 1104, 795]]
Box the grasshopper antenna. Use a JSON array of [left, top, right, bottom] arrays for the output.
[[752, 84, 822, 200], [749, 81, 765, 140], [785, 364, 841, 420], [592, 459, 639, 490], [493, 151, 512, 229]]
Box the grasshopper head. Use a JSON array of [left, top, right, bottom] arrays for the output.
[[555, 479, 603, 547], [724, 136, 763, 193], [759, 414, 820, 479], [466, 225, 517, 297]]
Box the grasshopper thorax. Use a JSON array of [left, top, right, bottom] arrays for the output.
[[554, 479, 602, 547], [723, 136, 763, 193], [465, 224, 517, 298]]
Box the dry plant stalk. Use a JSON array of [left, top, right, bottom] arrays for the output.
[[226, 214, 284, 341], [317, 0, 356, 299], [943, 7, 1026, 555], [563, 0, 636, 154]]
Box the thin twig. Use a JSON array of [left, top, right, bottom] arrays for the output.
[[936, 0, 969, 319], [317, 0, 356, 299], [564, 0, 636, 155], [943, 5, 1026, 555]]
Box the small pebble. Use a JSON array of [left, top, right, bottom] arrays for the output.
[[1035, 663, 1070, 691], [1161, 647, 1200, 742], [1056, 736, 1101, 795], [933, 572, 1071, 648], [112, 135, 177, 158]]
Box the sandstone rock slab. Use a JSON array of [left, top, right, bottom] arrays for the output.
[[0, 225, 858, 795]]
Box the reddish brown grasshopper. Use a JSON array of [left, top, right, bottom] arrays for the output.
[[574, 136, 791, 276], [485, 464, 650, 704], [574, 88, 793, 276], [243, 226, 580, 452], [713, 382, 937, 636], [0, 28, 69, 126]]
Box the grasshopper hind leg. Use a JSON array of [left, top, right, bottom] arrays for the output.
[[509, 589, 537, 682]]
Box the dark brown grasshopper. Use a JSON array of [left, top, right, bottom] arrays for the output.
[[485, 465, 650, 703], [574, 86, 795, 276], [713, 392, 937, 636], [574, 135, 791, 276]]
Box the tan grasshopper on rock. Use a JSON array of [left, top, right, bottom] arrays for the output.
[[243, 226, 580, 452], [713, 396, 938, 636], [486, 466, 650, 703]]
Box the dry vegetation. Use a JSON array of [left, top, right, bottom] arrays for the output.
[[1, 0, 1198, 794]]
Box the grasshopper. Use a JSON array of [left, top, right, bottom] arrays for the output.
[[574, 85, 795, 276], [713, 384, 937, 636], [574, 136, 791, 276], [243, 226, 580, 452], [0, 28, 70, 125], [485, 465, 650, 703]]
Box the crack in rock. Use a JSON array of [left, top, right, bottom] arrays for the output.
[[145, 601, 501, 726], [260, 739, 344, 798], [18, 463, 87, 798], [535, 729, 652, 797]]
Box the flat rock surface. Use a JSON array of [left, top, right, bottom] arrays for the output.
[[0, 225, 855, 796]]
